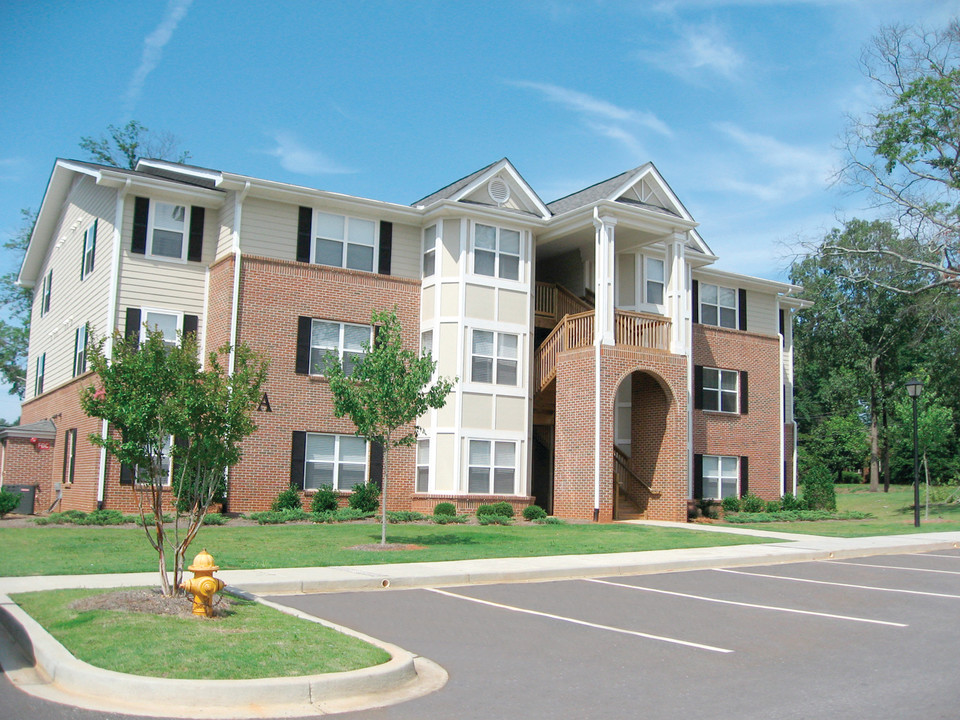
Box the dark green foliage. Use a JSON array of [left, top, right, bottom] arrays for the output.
[[765, 500, 782, 513], [431, 514, 468, 525], [697, 499, 720, 519], [79, 120, 190, 170], [202, 513, 227, 525], [249, 509, 309, 525], [0, 208, 35, 400], [386, 511, 427, 523], [271, 486, 302, 512], [801, 466, 837, 511], [312, 508, 374, 523], [310, 485, 339, 513], [740, 493, 765, 513], [0, 489, 20, 517], [534, 516, 566, 525], [475, 504, 496, 517], [721, 496, 741, 514], [347, 482, 380, 513], [432, 502, 456, 517], [478, 513, 513, 525], [725, 510, 872, 523], [522, 505, 547, 521], [83, 509, 125, 525], [781, 493, 802, 511], [491, 501, 514, 518]]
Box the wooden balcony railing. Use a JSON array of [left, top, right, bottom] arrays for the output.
[[614, 309, 671, 352], [534, 310, 594, 390], [535, 282, 592, 328], [613, 445, 655, 519]]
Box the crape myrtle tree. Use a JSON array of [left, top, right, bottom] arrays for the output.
[[325, 308, 455, 546], [81, 329, 267, 596]]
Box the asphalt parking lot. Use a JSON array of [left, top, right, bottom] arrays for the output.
[[273, 549, 960, 720]]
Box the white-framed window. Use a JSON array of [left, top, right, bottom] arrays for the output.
[[474, 223, 520, 281], [149, 202, 190, 260], [73, 323, 89, 377], [703, 368, 739, 413], [309, 320, 371, 375], [468, 440, 516, 494], [40, 270, 52, 317], [313, 211, 377, 272], [700, 283, 737, 329], [616, 253, 664, 308], [304, 433, 368, 491], [702, 455, 739, 499], [420, 329, 433, 357], [471, 330, 518, 385], [137, 435, 173, 486], [35, 353, 45, 396], [416, 439, 430, 492], [141, 309, 182, 349], [81, 220, 97, 279], [645, 257, 664, 305], [422, 224, 437, 278], [62, 428, 77, 484]]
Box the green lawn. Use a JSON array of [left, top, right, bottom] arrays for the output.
[[728, 484, 960, 537], [0, 521, 774, 577], [11, 587, 389, 679]]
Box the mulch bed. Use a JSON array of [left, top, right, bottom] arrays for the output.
[[69, 588, 236, 619]]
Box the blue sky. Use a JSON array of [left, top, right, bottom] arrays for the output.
[[0, 0, 957, 422]]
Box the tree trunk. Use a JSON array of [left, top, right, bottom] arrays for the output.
[[882, 399, 891, 493], [869, 373, 880, 493], [380, 442, 389, 546]]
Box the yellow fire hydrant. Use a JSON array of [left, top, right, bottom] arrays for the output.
[[180, 549, 225, 617]]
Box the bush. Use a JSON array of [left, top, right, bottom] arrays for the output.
[[310, 484, 339, 513], [475, 504, 496, 517], [433, 502, 457, 517], [740, 493, 765, 513], [386, 511, 427, 523], [842, 470, 863, 484], [202, 512, 227, 525], [249, 508, 309, 525], [271, 486, 302, 512], [801, 465, 837, 511], [478, 513, 513, 525], [523, 505, 547, 521], [432, 513, 468, 524], [492, 501, 514, 518], [82, 509, 125, 525], [312, 507, 374, 523], [534, 516, 566, 525], [780, 492, 802, 511], [348, 482, 380, 513], [725, 509, 872, 523], [721, 496, 741, 514], [764, 500, 782, 513], [0, 489, 20, 517], [697, 499, 720, 519]]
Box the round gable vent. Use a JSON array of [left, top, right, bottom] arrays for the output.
[[487, 177, 511, 205]]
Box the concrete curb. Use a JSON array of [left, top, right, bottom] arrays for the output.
[[0, 592, 445, 719]]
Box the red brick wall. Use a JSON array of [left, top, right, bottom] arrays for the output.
[[693, 324, 782, 500], [225, 255, 422, 512], [1, 437, 53, 513], [205, 254, 236, 364]]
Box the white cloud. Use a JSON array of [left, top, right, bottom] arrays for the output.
[[0, 157, 23, 181], [640, 22, 746, 82], [267, 133, 352, 176], [124, 0, 194, 113]]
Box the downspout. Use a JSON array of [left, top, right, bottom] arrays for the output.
[[779, 323, 785, 497], [228, 181, 251, 375], [97, 179, 130, 509], [592, 208, 602, 521]]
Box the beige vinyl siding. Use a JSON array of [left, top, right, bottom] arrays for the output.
[[745, 290, 777, 337], [434, 434, 456, 492], [390, 222, 420, 280], [26, 176, 116, 400], [440, 218, 461, 277], [462, 393, 493, 429], [239, 196, 298, 260], [440, 283, 460, 317], [436, 323, 459, 377], [464, 284, 494, 320], [497, 289, 526, 323], [215, 191, 237, 261], [421, 285, 435, 322], [495, 396, 526, 432]]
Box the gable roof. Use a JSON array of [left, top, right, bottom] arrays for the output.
[[547, 166, 649, 215], [0, 418, 56, 440], [413, 159, 503, 208], [413, 158, 551, 219]]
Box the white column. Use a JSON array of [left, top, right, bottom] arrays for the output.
[[593, 213, 617, 346], [665, 231, 688, 355]]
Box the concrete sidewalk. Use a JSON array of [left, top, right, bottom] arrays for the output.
[[2, 523, 960, 719]]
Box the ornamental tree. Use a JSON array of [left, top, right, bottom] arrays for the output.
[[81, 328, 267, 595], [325, 308, 455, 546]]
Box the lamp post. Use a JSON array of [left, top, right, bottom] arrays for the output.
[[905, 378, 924, 528]]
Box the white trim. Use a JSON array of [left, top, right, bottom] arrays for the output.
[[228, 182, 250, 375], [453, 219, 467, 494], [468, 219, 527, 288], [138, 307, 184, 345], [310, 209, 379, 273], [145, 201, 191, 264]]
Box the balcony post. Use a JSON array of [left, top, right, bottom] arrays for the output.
[[593, 212, 617, 347], [665, 231, 688, 355]]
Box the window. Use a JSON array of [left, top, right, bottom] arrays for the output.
[[40, 270, 52, 317], [700, 283, 737, 329], [416, 439, 430, 492], [421, 329, 433, 357], [150, 202, 189, 260], [474, 224, 520, 281], [702, 368, 738, 413], [142, 310, 181, 349], [616, 253, 664, 308], [35, 353, 45, 396], [471, 330, 518, 385], [646, 257, 664, 305], [304, 433, 367, 490], [136, 436, 173, 486], [81, 220, 97, 279], [62, 428, 78, 484], [702, 455, 739, 499], [309, 320, 371, 375], [468, 440, 516, 494], [314, 212, 376, 272], [423, 224, 437, 277], [73, 324, 89, 377]]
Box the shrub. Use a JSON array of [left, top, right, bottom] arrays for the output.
[[523, 505, 547, 521], [478, 513, 513, 525], [698, 499, 720, 519], [82, 509, 125, 525], [249, 508, 309, 525], [534, 516, 566, 525], [433, 502, 457, 517], [764, 499, 782, 513], [348, 482, 380, 513], [271, 485, 302, 512], [475, 504, 496, 517], [780, 492, 802, 511], [310, 484, 339, 513], [721, 496, 741, 514], [492, 501, 515, 518], [801, 465, 837, 511], [740, 493, 765, 513], [0, 489, 20, 517], [202, 512, 227, 525], [386, 511, 427, 523], [312, 508, 374, 523], [432, 513, 468, 525], [842, 470, 863, 484]]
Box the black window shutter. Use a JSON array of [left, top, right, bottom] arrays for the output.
[[691, 280, 699, 324], [693, 454, 703, 499], [80, 231, 88, 281], [779, 309, 785, 336], [740, 456, 750, 497], [68, 429, 77, 483], [73, 327, 80, 377], [740, 370, 749, 415], [296, 207, 312, 263], [738, 289, 748, 331], [188, 206, 204, 262], [694, 365, 704, 410], [295, 317, 312, 374], [290, 432, 307, 490], [183, 314, 199, 340], [89, 219, 97, 274], [378, 221, 392, 275], [120, 463, 134, 486], [45, 271, 52, 313], [132, 197, 149, 254], [62, 430, 71, 482], [369, 441, 384, 489], [124, 308, 142, 346]]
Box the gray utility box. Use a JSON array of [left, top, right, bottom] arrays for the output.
[[4, 484, 37, 515]]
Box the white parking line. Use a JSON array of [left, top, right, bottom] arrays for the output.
[[426, 588, 733, 654], [917, 554, 960, 559], [584, 578, 907, 627], [714, 568, 960, 600], [823, 560, 960, 576]]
